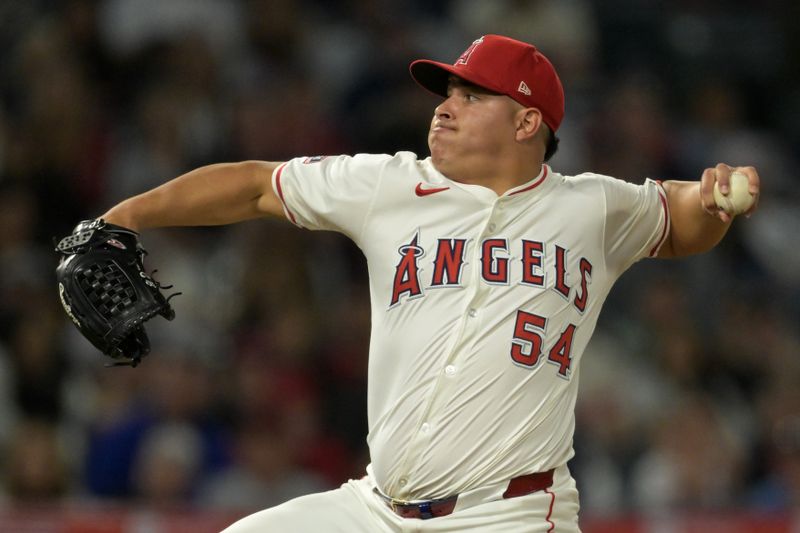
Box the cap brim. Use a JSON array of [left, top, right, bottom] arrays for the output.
[[409, 60, 455, 98], [410, 59, 506, 100]]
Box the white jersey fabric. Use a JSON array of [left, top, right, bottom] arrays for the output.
[[272, 152, 669, 502]]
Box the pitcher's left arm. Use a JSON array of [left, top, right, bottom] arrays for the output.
[[657, 164, 760, 258]]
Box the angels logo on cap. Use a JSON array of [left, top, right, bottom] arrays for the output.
[[409, 34, 565, 132], [455, 36, 484, 66]]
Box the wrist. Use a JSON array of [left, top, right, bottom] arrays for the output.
[[101, 202, 141, 232]]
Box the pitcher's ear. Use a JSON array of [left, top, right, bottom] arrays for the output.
[[516, 108, 543, 142]]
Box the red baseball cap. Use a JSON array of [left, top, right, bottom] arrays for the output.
[[409, 34, 565, 132]]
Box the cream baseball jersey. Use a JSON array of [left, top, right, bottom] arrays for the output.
[[272, 152, 669, 501]]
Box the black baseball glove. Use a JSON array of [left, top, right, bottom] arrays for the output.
[[55, 219, 179, 367]]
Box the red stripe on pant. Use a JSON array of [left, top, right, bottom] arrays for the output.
[[544, 487, 555, 532]]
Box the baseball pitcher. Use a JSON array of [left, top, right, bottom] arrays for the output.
[[58, 35, 760, 532]]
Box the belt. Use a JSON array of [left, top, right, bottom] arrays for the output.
[[374, 469, 555, 520]]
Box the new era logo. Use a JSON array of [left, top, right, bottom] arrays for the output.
[[518, 81, 531, 96]]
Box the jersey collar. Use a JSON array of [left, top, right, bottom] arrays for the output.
[[505, 164, 549, 196], [424, 160, 552, 202]]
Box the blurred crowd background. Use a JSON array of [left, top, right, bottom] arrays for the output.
[[0, 0, 799, 529]]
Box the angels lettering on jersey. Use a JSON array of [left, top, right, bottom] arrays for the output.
[[389, 231, 592, 314]]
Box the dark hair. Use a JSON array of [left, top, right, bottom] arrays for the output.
[[544, 130, 559, 162]]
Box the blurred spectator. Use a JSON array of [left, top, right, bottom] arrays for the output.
[[98, 0, 243, 59], [1, 418, 70, 502], [199, 421, 327, 510], [631, 394, 746, 511], [8, 305, 70, 422], [0, 182, 50, 328], [749, 383, 800, 511], [82, 348, 229, 499], [132, 421, 204, 504], [5, 11, 113, 226], [0, 181, 71, 421]]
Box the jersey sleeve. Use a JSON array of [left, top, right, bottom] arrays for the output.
[[272, 154, 388, 240], [602, 177, 670, 273]]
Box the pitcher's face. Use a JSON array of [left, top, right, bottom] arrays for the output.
[[428, 77, 522, 182]]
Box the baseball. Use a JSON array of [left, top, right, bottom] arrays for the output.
[[713, 171, 754, 215]]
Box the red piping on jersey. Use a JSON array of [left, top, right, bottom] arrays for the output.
[[274, 162, 298, 225], [649, 184, 670, 256], [544, 487, 556, 532], [508, 165, 548, 196]]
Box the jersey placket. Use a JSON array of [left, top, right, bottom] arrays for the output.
[[391, 196, 509, 498]]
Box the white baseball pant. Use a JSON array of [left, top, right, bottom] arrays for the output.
[[222, 463, 580, 532]]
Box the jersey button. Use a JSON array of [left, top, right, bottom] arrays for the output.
[[399, 478, 408, 487], [445, 365, 457, 375], [420, 423, 430, 434], [488, 223, 496, 232], [468, 308, 477, 318]]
